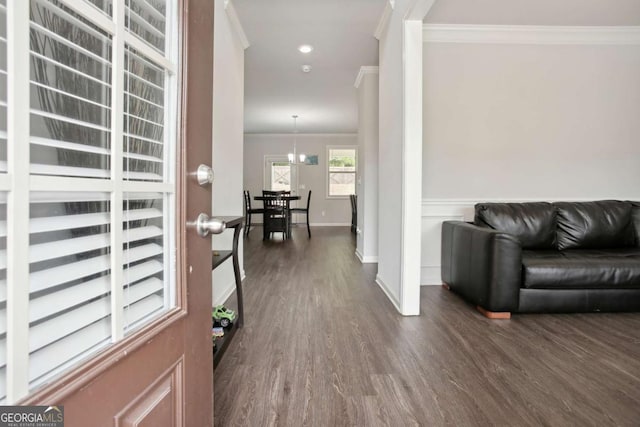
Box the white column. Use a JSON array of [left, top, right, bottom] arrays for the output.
[[399, 19, 424, 316]]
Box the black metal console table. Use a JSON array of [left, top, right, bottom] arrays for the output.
[[211, 216, 243, 368]]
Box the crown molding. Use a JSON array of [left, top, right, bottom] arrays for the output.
[[421, 197, 640, 207], [354, 66, 379, 88], [224, 0, 250, 49], [423, 25, 640, 45], [374, 0, 394, 40]]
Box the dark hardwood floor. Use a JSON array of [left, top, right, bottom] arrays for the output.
[[214, 226, 640, 426]]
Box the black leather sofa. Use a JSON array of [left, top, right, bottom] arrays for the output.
[[441, 200, 640, 318]]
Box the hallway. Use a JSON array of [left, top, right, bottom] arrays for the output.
[[214, 227, 640, 426]]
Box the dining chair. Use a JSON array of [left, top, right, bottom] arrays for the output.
[[350, 194, 357, 233], [243, 191, 265, 237], [262, 194, 289, 240], [290, 190, 312, 238], [262, 190, 291, 196], [262, 190, 293, 238]]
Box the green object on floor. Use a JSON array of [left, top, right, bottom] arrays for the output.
[[212, 305, 236, 328]]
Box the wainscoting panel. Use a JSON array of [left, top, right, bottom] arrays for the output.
[[421, 200, 475, 285]]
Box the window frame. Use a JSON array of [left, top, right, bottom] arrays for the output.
[[3, 0, 181, 403], [326, 145, 357, 199]]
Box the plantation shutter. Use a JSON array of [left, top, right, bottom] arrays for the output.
[[0, 196, 6, 403], [0, 0, 178, 400], [0, 0, 7, 404], [122, 193, 168, 333]]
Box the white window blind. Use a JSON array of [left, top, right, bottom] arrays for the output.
[[0, 0, 178, 403], [30, 0, 113, 179], [124, 46, 165, 181], [123, 193, 169, 333]]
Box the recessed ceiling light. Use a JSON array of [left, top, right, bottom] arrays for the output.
[[298, 44, 313, 54], [301, 65, 312, 73]]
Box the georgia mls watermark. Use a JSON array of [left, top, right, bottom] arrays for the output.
[[0, 406, 64, 427]]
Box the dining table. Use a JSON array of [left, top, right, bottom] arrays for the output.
[[254, 194, 301, 239]]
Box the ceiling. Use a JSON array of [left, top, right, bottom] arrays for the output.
[[233, 0, 639, 134], [233, 0, 386, 134]]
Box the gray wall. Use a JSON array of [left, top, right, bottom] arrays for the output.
[[423, 42, 640, 199], [420, 40, 640, 284], [243, 134, 356, 226]]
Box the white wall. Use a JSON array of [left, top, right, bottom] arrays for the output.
[[243, 134, 356, 226], [211, 0, 246, 306], [355, 68, 379, 263], [377, 0, 406, 310], [421, 36, 640, 284], [377, 0, 428, 315]]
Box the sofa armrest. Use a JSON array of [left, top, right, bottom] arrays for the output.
[[631, 201, 640, 247], [441, 221, 522, 312]]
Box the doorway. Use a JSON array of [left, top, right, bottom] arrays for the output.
[[264, 155, 298, 196]]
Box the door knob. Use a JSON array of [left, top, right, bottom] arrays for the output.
[[195, 164, 214, 186], [190, 214, 226, 237]]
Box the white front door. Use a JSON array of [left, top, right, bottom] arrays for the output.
[[263, 155, 298, 196]]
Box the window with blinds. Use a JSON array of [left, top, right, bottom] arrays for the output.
[[0, 0, 178, 403], [327, 147, 357, 197]]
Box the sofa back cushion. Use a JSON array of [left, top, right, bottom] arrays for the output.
[[475, 202, 556, 249], [554, 201, 635, 250]]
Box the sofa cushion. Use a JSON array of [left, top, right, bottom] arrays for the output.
[[475, 202, 556, 249], [522, 249, 640, 289], [554, 201, 635, 250]]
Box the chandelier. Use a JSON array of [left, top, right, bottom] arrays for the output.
[[287, 115, 306, 164]]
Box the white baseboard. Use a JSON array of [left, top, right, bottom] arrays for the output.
[[421, 266, 442, 285], [213, 272, 247, 307], [355, 249, 378, 264], [375, 274, 401, 313], [249, 223, 350, 227]]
